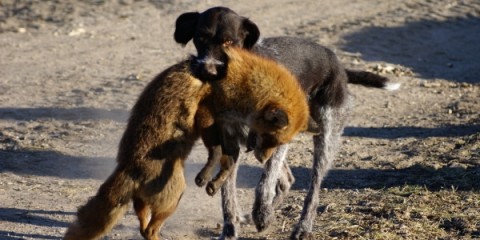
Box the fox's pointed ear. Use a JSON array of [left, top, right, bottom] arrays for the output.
[[242, 18, 260, 49], [174, 12, 200, 45], [306, 116, 322, 134], [263, 106, 289, 130]]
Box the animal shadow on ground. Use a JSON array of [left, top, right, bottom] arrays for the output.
[[0, 107, 128, 122], [223, 124, 480, 192], [1, 123, 477, 184], [0, 149, 114, 179], [0, 208, 72, 240], [344, 124, 480, 139], [194, 227, 266, 240], [0, 208, 72, 228], [0, 107, 127, 179], [342, 16, 480, 83], [0, 231, 59, 240], [291, 165, 480, 192], [290, 124, 480, 191]]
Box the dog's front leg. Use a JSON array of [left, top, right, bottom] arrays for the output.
[[252, 144, 291, 232], [219, 155, 240, 240]]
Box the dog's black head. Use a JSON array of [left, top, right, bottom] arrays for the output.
[[174, 6, 260, 81]]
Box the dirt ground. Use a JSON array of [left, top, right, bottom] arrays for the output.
[[0, 0, 479, 239]]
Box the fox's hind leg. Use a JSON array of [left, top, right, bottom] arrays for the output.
[[144, 191, 185, 240], [143, 166, 187, 240], [143, 210, 169, 240], [134, 198, 150, 235]]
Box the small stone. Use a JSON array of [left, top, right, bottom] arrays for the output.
[[69, 28, 86, 36]]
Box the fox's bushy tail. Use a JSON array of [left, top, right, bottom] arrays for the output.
[[346, 69, 400, 91], [64, 167, 136, 240]]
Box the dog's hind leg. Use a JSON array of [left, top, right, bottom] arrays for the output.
[[252, 144, 291, 232], [291, 100, 350, 239], [291, 106, 335, 239]]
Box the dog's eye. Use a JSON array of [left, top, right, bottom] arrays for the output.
[[223, 40, 233, 47]]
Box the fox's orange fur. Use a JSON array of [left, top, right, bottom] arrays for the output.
[[64, 47, 309, 240], [214, 47, 309, 148]]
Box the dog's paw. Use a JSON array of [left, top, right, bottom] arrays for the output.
[[218, 222, 238, 240], [272, 168, 294, 207], [252, 202, 274, 232], [290, 225, 315, 240], [271, 184, 288, 208]]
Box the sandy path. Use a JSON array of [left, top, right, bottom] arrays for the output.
[[0, 0, 478, 239]]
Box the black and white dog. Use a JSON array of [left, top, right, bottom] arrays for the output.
[[174, 6, 399, 240]]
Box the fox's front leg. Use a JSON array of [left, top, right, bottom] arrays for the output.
[[196, 104, 219, 187], [196, 146, 221, 187], [206, 125, 240, 196]]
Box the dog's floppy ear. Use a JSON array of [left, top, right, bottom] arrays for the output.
[[241, 18, 260, 49], [263, 105, 289, 130], [174, 12, 200, 45]]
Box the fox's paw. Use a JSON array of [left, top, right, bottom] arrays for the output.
[[206, 181, 221, 196], [195, 171, 210, 187], [142, 227, 160, 240], [195, 175, 207, 187]]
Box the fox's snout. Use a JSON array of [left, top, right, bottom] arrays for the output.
[[195, 56, 225, 77]]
